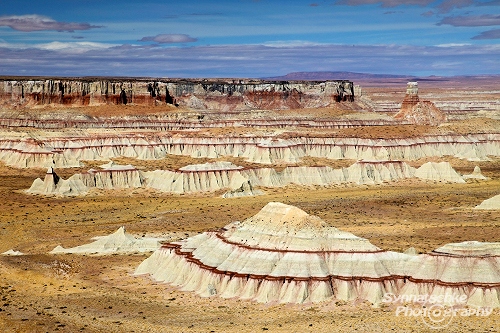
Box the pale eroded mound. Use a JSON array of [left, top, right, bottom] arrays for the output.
[[27, 167, 88, 196], [401, 241, 500, 308], [394, 101, 446, 126], [463, 166, 488, 180], [475, 194, 500, 210], [50, 227, 163, 255], [1, 249, 24, 256], [135, 202, 409, 304], [414, 161, 465, 183]]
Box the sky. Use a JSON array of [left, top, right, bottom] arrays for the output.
[[0, 0, 499, 78]]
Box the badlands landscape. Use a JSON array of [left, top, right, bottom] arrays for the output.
[[0, 75, 500, 332]]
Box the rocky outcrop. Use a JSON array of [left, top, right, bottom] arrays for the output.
[[398, 81, 420, 114], [0, 78, 354, 110], [27, 161, 467, 197], [0, 116, 399, 130], [50, 226, 163, 255], [475, 193, 500, 210], [413, 161, 465, 183], [28, 167, 88, 196], [395, 100, 447, 126], [135, 202, 410, 304], [6, 133, 500, 169], [463, 166, 488, 180], [394, 82, 447, 125]]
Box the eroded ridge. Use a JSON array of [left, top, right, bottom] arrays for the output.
[[136, 202, 409, 304], [137, 203, 500, 307], [3, 133, 500, 168]]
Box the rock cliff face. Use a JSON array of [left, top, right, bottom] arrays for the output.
[[394, 82, 446, 125], [0, 78, 354, 110], [398, 81, 420, 113]]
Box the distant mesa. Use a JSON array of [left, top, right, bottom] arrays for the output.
[[0, 77, 355, 111], [394, 82, 447, 125]]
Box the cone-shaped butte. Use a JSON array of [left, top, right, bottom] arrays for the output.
[[136, 202, 408, 304], [401, 241, 500, 308]]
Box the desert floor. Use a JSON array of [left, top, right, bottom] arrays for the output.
[[0, 160, 499, 332], [1, 87, 500, 332]]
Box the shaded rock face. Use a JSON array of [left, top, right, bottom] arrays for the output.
[[394, 82, 446, 125], [0, 78, 354, 110], [398, 81, 420, 114]]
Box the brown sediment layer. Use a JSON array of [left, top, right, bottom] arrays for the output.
[[166, 244, 404, 283]]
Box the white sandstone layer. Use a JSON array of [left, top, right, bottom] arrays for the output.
[[136, 202, 409, 304], [2, 133, 499, 168], [28, 161, 466, 197], [414, 162, 465, 183], [401, 241, 500, 308]]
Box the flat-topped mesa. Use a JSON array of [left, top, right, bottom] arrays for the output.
[[0, 78, 354, 110]]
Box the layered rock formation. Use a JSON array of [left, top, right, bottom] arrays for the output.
[[5, 133, 500, 168], [0, 78, 354, 110], [5, 133, 498, 169], [135, 202, 409, 304], [0, 117, 399, 130], [394, 82, 447, 125], [27, 161, 467, 197], [136, 202, 500, 307], [401, 241, 500, 307]]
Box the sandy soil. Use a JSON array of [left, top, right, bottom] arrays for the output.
[[1, 161, 500, 332], [1, 84, 500, 332]]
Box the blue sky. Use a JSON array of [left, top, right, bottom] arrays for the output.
[[0, 0, 499, 77]]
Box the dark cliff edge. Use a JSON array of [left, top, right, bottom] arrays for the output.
[[0, 77, 355, 111]]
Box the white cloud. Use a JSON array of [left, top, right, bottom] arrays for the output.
[[139, 34, 197, 43], [37, 41, 115, 51], [435, 43, 472, 47], [0, 14, 102, 32], [262, 40, 324, 47], [0, 42, 499, 77]]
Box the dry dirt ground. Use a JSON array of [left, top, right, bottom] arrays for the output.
[[1, 94, 500, 332], [1, 161, 500, 332]]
